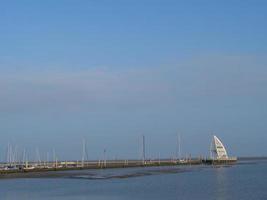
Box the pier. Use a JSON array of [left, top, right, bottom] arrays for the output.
[[0, 158, 205, 175], [0, 135, 237, 176]]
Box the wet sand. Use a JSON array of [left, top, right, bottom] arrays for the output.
[[0, 166, 198, 180]]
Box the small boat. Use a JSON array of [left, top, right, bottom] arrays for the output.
[[203, 135, 237, 165]]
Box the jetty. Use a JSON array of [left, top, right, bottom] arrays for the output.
[[0, 158, 204, 175], [0, 135, 237, 176]]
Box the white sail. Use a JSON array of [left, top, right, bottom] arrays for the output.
[[211, 135, 228, 159]]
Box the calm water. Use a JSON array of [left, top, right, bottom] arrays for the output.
[[0, 160, 266, 200]]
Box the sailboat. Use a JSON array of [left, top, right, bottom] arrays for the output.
[[204, 135, 237, 164]]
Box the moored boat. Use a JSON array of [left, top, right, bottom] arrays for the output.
[[203, 135, 237, 165]]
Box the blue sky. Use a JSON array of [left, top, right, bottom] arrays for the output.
[[0, 0, 267, 161]]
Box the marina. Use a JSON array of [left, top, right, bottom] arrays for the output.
[[0, 135, 236, 176], [1, 1, 265, 199]]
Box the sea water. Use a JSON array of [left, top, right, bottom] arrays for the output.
[[0, 159, 266, 200]]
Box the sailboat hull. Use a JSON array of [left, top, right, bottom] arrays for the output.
[[203, 157, 237, 165]]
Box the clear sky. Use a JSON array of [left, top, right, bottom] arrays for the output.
[[1, 0, 267, 161]]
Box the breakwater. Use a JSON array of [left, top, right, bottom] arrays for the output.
[[0, 159, 202, 175], [0, 158, 237, 177]]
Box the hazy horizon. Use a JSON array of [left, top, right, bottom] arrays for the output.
[[1, 1, 267, 161]]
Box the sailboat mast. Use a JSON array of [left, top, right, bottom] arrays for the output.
[[142, 135, 145, 164], [178, 133, 181, 160]]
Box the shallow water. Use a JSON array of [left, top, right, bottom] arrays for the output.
[[0, 160, 266, 200]]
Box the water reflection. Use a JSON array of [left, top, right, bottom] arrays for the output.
[[214, 166, 230, 200]]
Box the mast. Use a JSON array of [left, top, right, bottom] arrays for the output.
[[142, 135, 145, 164], [36, 147, 41, 165], [6, 143, 10, 166], [82, 138, 89, 167], [53, 148, 57, 168], [103, 149, 107, 167], [46, 152, 49, 166], [176, 133, 181, 160], [82, 139, 85, 167], [179, 134, 181, 160], [23, 148, 26, 166]]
